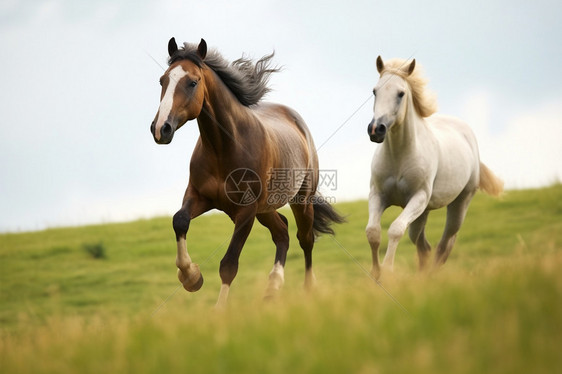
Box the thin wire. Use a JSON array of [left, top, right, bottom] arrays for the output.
[[146, 50, 256, 159], [329, 235, 410, 315], [317, 53, 418, 314], [150, 284, 183, 316], [150, 213, 257, 316], [316, 52, 417, 152], [146, 48, 256, 316], [150, 235, 231, 316], [147, 48, 416, 316], [144, 50, 167, 71], [316, 94, 372, 152]]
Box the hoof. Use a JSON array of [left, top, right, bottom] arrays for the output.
[[263, 285, 281, 301], [178, 265, 204, 292], [263, 293, 280, 303], [371, 266, 381, 281], [304, 271, 316, 292], [184, 273, 204, 292]]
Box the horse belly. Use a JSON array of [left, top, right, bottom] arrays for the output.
[[426, 117, 479, 209], [429, 152, 476, 209], [427, 184, 463, 209]]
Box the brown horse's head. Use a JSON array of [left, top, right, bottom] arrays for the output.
[[151, 38, 208, 144]]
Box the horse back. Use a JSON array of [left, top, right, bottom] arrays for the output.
[[252, 103, 318, 171]]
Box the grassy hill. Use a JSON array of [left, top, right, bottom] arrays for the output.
[[1, 185, 561, 373]]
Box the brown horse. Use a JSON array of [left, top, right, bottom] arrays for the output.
[[150, 38, 344, 306]]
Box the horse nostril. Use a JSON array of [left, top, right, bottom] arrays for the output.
[[161, 122, 173, 137], [367, 119, 375, 135], [150, 121, 155, 135], [375, 124, 387, 136]]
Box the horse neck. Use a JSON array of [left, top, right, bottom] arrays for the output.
[[196, 68, 252, 153], [384, 99, 427, 156]]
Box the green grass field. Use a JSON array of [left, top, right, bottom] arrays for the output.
[[1, 185, 562, 373]]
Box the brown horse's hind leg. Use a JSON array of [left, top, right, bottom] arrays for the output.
[[257, 212, 290, 299], [408, 210, 432, 272], [216, 206, 257, 307], [290, 200, 315, 290], [173, 186, 213, 292], [433, 189, 475, 268]]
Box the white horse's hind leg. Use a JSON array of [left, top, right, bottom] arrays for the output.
[[382, 191, 429, 271], [434, 189, 475, 268]]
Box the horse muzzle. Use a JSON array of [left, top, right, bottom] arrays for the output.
[[368, 120, 387, 143], [151, 120, 175, 144]]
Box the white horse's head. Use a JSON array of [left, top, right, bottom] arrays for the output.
[[368, 56, 416, 143]]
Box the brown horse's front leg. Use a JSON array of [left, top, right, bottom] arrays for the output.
[[173, 186, 212, 292], [216, 206, 257, 307]]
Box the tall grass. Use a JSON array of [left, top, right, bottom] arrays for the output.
[[1, 185, 561, 373]]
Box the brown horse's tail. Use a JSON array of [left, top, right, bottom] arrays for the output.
[[312, 194, 346, 236], [479, 162, 504, 197]]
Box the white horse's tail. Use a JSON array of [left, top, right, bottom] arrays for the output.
[[479, 162, 504, 197]]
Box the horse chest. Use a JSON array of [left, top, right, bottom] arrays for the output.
[[379, 175, 417, 207]]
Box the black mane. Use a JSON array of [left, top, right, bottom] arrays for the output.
[[169, 42, 280, 107]]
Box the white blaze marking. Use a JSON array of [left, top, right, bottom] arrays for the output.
[[155, 65, 188, 140]]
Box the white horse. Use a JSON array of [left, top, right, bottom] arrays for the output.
[[366, 56, 503, 278]]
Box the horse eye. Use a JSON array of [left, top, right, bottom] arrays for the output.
[[398, 91, 405, 98], [189, 81, 198, 88], [372, 89, 377, 96]]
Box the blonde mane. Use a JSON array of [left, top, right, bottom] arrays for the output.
[[379, 58, 438, 118]]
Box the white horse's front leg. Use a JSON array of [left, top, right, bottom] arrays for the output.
[[366, 190, 386, 279], [382, 190, 429, 270]]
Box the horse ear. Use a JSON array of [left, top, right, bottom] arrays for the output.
[[376, 56, 385, 74], [197, 39, 207, 60], [168, 37, 178, 57], [406, 59, 416, 76]]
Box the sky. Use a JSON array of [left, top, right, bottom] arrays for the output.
[[1, 0, 561, 232]]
